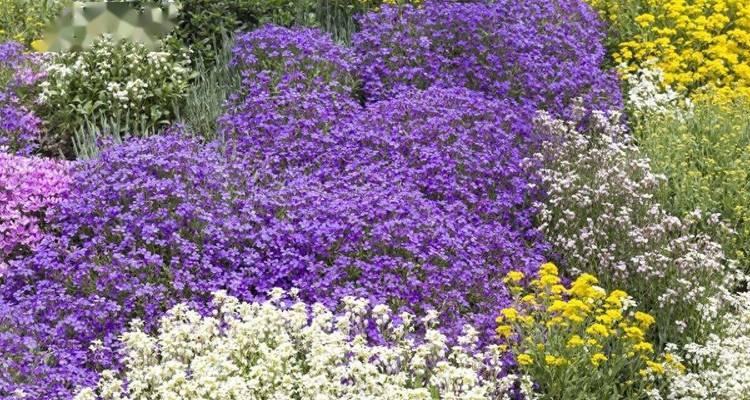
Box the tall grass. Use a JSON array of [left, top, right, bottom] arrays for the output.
[[176, 35, 241, 141], [72, 111, 161, 160]]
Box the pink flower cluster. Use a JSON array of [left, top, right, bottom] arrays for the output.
[[0, 151, 70, 272]]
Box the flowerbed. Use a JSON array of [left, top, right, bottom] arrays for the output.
[[1, 0, 748, 399]]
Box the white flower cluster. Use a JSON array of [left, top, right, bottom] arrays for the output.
[[667, 289, 750, 400], [623, 64, 693, 119], [529, 109, 741, 341], [74, 289, 536, 400]]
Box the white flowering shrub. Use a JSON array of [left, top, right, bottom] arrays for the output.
[[623, 65, 693, 119], [530, 109, 741, 346], [666, 289, 750, 400], [38, 35, 192, 156], [74, 289, 535, 400]]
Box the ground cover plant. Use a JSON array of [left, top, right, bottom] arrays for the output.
[[2, 0, 750, 399], [0, 40, 43, 155]]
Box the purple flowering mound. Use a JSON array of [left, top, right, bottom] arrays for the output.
[[0, 152, 70, 273], [354, 0, 622, 118], [0, 91, 546, 398], [0, 135, 254, 396], [230, 25, 357, 91], [220, 25, 362, 174], [0, 41, 43, 155]]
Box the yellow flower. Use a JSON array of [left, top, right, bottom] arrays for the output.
[[647, 361, 665, 375], [500, 307, 519, 321], [586, 323, 610, 337], [521, 294, 536, 304], [545, 354, 566, 366], [567, 335, 585, 348], [623, 326, 645, 341], [634, 311, 656, 329], [632, 342, 654, 353], [591, 353, 608, 367], [504, 271, 525, 283], [540, 262, 558, 276], [604, 309, 622, 321], [517, 353, 533, 366], [545, 316, 567, 328], [496, 325, 513, 338], [605, 290, 628, 308], [548, 300, 568, 313], [550, 284, 567, 295], [31, 39, 47, 52], [635, 13, 656, 27], [539, 274, 561, 286], [596, 313, 613, 325]]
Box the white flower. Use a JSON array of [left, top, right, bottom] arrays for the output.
[[74, 292, 530, 400]]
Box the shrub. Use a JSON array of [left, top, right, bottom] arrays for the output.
[[168, 0, 314, 66], [73, 289, 536, 400], [230, 25, 357, 94], [353, 0, 622, 118], [37, 35, 191, 157], [531, 109, 741, 347], [589, 0, 750, 103], [219, 25, 361, 170], [0, 151, 69, 273], [497, 263, 684, 399]]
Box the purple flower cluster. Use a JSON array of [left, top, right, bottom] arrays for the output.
[[230, 25, 357, 92], [0, 41, 43, 155], [0, 152, 69, 273], [0, 4, 624, 395], [0, 91, 546, 397], [354, 0, 622, 118], [220, 25, 361, 174]]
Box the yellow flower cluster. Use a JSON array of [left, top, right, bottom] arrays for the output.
[[589, 0, 750, 102], [497, 263, 683, 397]]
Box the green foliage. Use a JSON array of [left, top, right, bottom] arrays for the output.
[[72, 112, 160, 160], [633, 100, 750, 272], [37, 35, 191, 157], [167, 0, 295, 66], [169, 0, 420, 64], [0, 0, 68, 47]]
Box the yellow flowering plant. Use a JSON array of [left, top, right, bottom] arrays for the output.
[[632, 98, 750, 271], [497, 263, 683, 399], [589, 0, 750, 103], [0, 0, 67, 48]]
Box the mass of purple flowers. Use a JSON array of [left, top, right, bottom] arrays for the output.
[[220, 26, 361, 173], [0, 152, 69, 274], [0, 41, 43, 155], [0, 2, 624, 397], [354, 0, 622, 118]]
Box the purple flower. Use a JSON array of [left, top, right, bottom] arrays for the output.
[[354, 0, 622, 119], [0, 152, 70, 273], [0, 41, 44, 155], [0, 87, 546, 397]]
